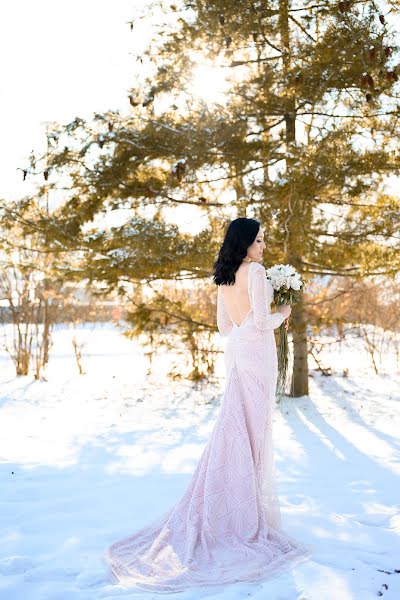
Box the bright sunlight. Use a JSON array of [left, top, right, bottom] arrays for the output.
[[188, 59, 231, 105]]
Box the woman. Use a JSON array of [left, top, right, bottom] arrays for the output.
[[103, 217, 311, 592]]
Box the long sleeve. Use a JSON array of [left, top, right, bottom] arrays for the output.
[[216, 285, 234, 337], [251, 264, 285, 331]]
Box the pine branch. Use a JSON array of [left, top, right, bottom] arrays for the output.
[[303, 266, 399, 276], [298, 110, 400, 119], [288, 13, 316, 42]]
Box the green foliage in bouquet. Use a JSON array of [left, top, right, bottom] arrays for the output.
[[267, 265, 310, 397]]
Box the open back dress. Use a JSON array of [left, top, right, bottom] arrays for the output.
[[102, 260, 311, 593]]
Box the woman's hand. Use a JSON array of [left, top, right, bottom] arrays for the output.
[[276, 304, 292, 319]]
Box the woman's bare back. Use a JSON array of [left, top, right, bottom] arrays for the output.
[[219, 262, 252, 328]]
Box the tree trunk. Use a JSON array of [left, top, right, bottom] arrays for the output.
[[42, 298, 51, 367], [279, 0, 309, 397], [289, 286, 309, 396]]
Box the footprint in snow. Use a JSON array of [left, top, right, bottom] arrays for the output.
[[353, 515, 390, 527], [76, 568, 110, 588], [23, 564, 79, 582], [0, 555, 37, 575]]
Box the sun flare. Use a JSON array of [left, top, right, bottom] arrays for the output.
[[188, 60, 230, 105]]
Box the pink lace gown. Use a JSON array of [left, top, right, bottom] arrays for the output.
[[102, 261, 311, 592]]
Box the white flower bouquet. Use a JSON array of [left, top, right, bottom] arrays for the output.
[[265, 264, 308, 396]]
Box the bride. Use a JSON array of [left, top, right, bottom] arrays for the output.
[[103, 217, 311, 592]]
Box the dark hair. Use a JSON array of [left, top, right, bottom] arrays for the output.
[[212, 217, 261, 285]]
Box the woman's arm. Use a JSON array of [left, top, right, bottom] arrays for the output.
[[216, 285, 234, 336], [251, 264, 285, 330]]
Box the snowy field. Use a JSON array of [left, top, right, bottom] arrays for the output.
[[1, 322, 399, 600]]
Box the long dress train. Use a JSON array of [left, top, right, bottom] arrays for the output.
[[102, 261, 311, 592]]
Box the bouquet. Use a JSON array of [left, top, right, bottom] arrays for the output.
[[265, 264, 307, 396]]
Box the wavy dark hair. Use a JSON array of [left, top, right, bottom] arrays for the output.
[[212, 217, 261, 285]]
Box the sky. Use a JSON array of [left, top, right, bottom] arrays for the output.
[[0, 0, 148, 201]]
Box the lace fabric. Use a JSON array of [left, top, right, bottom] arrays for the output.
[[102, 261, 311, 592], [217, 262, 285, 335]]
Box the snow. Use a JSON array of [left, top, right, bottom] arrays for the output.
[[1, 322, 400, 599]]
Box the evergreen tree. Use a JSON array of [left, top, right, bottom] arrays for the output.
[[11, 0, 400, 394]]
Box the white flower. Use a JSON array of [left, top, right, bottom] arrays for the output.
[[291, 278, 301, 290], [266, 263, 303, 291]]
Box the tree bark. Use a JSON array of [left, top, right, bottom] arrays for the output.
[[279, 0, 309, 397], [289, 285, 309, 396]]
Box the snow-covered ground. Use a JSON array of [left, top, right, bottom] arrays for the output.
[[0, 322, 399, 600]]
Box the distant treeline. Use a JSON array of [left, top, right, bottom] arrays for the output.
[[0, 302, 127, 324]]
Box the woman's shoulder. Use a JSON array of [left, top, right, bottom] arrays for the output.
[[251, 263, 273, 292], [251, 261, 266, 273], [250, 262, 267, 286]]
